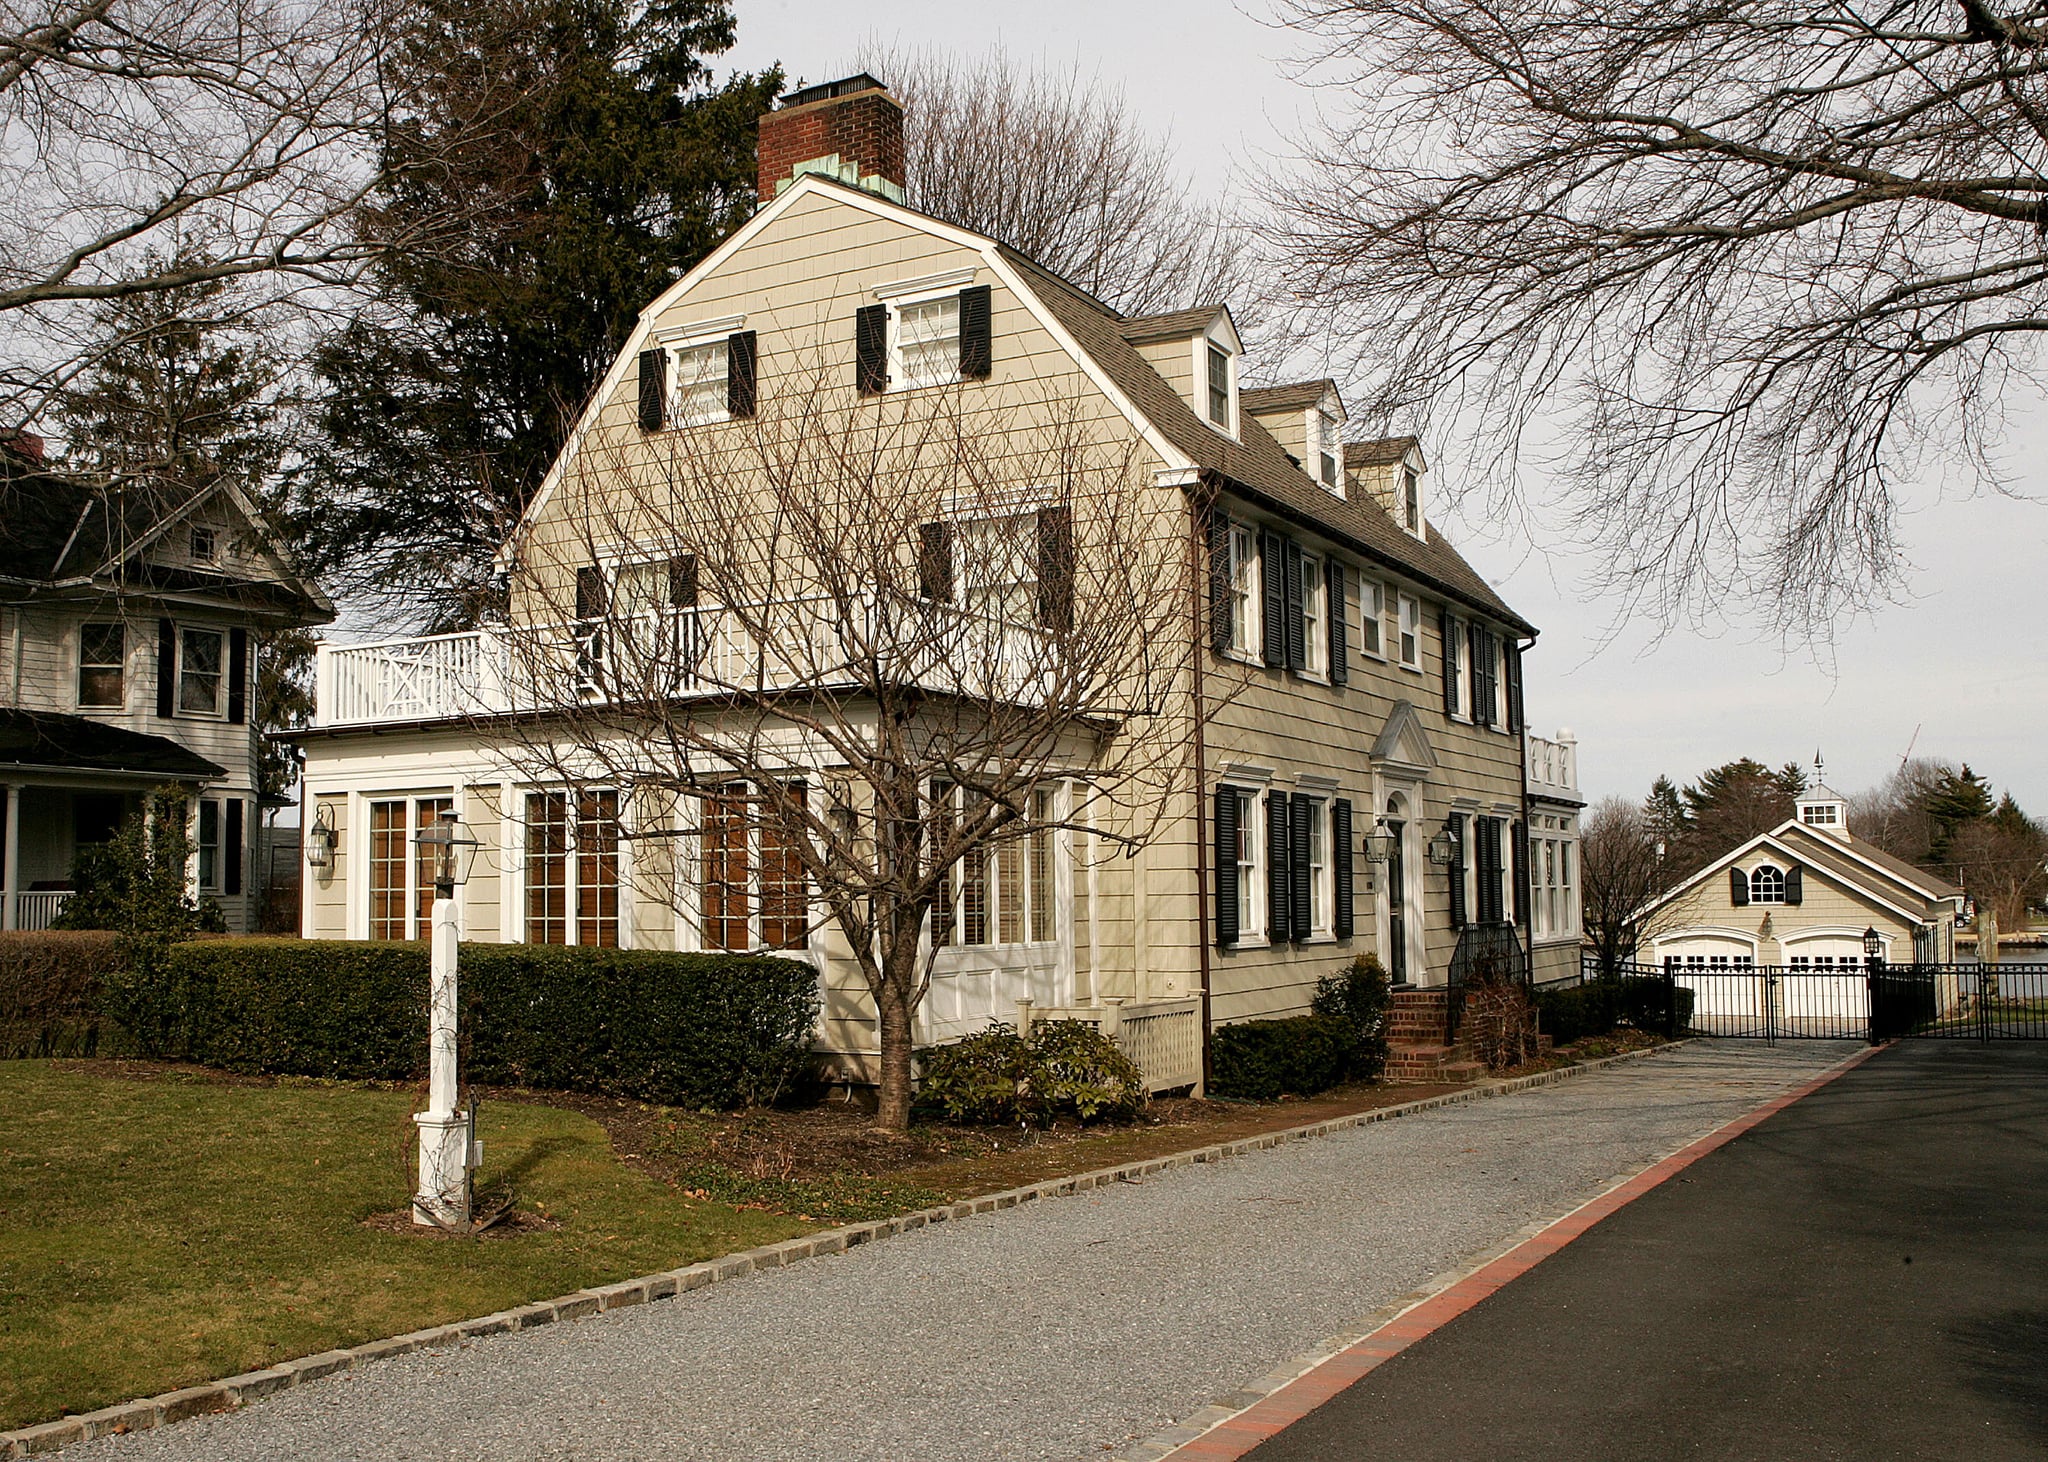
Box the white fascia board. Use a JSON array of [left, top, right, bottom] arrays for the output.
[[1637, 826, 1925, 927], [500, 176, 1194, 565], [1779, 821, 1957, 903]]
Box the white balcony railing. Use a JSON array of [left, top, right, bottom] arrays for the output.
[[312, 601, 1055, 730], [1526, 728, 1579, 800], [13, 890, 70, 931]]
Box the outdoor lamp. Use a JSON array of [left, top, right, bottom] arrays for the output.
[[1862, 926, 1884, 964], [1362, 818, 1396, 864], [1427, 819, 1459, 867], [305, 804, 336, 869], [415, 811, 480, 896]]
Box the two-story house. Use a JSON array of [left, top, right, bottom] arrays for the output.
[[0, 435, 334, 930], [294, 75, 1552, 1089]]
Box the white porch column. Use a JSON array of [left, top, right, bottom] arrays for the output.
[[1, 783, 20, 931]]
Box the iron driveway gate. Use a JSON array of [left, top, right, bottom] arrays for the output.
[[1584, 960, 2048, 1044]]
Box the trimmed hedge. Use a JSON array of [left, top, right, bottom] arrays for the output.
[[1536, 975, 1696, 1044], [109, 938, 819, 1108], [0, 930, 125, 1058], [1210, 1014, 1354, 1101], [1619, 974, 1695, 1035]]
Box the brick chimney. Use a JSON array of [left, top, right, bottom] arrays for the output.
[[756, 73, 906, 208], [0, 429, 45, 464]]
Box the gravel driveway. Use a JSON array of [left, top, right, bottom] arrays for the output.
[[71, 1042, 1852, 1462]]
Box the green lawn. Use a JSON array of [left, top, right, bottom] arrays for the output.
[[0, 1063, 804, 1430]]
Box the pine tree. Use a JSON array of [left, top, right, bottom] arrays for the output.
[[296, 0, 781, 628], [1643, 776, 1688, 846]]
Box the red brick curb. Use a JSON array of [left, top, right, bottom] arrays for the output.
[[1148, 1042, 1888, 1461]]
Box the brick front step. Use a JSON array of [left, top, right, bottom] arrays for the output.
[[1385, 1043, 1485, 1084]]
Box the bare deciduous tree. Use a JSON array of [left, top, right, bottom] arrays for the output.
[[0, 0, 442, 423], [490, 372, 1227, 1130], [1269, 1, 2048, 632], [1580, 796, 1697, 976], [860, 44, 1258, 320]]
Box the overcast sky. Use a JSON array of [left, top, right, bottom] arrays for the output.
[[723, 0, 2048, 813]]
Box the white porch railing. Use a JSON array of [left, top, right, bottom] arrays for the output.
[[312, 600, 1054, 729], [1526, 729, 1580, 800], [13, 890, 70, 931], [1020, 996, 1204, 1095]]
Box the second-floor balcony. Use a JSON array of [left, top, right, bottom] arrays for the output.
[[311, 599, 1057, 730], [1526, 728, 1580, 802]]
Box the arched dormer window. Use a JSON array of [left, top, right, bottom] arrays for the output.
[[1749, 865, 1786, 904]]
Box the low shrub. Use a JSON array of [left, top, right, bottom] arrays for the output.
[[916, 1019, 1146, 1127], [1534, 979, 1622, 1046], [111, 939, 820, 1108], [1619, 975, 1696, 1035], [1209, 1014, 1354, 1101], [1312, 955, 1392, 1083], [0, 931, 125, 1058]]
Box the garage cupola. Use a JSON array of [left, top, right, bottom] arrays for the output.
[[1796, 754, 1850, 840]]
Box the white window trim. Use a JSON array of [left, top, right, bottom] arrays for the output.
[[516, 786, 631, 949], [76, 619, 126, 710], [886, 285, 964, 393], [1196, 337, 1237, 438], [873, 267, 975, 301], [1301, 549, 1328, 679], [665, 335, 731, 429], [1445, 614, 1468, 720], [1396, 593, 1423, 672], [1301, 794, 1335, 942], [1357, 576, 1386, 661], [1400, 464, 1425, 540], [175, 623, 228, 720], [1308, 405, 1343, 493], [1226, 523, 1260, 662], [1748, 864, 1787, 905], [1229, 784, 1268, 949], [195, 796, 224, 894], [928, 781, 1062, 952]]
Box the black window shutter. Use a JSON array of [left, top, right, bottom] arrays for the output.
[[1449, 811, 1468, 928], [726, 331, 758, 418], [1478, 817, 1503, 923], [1267, 792, 1291, 942], [156, 619, 176, 718], [1283, 539, 1306, 673], [1513, 819, 1530, 928], [855, 304, 889, 394], [1505, 643, 1525, 733], [575, 565, 608, 620], [1469, 626, 1490, 727], [1326, 561, 1347, 685], [958, 285, 993, 379], [1333, 798, 1354, 939], [1036, 505, 1075, 631], [224, 798, 243, 897], [1785, 865, 1804, 905], [667, 555, 698, 608], [1291, 792, 1314, 941], [1441, 609, 1459, 716], [1259, 531, 1285, 668], [1214, 786, 1239, 948], [637, 348, 666, 431], [226, 628, 248, 725], [1207, 510, 1232, 655], [918, 522, 954, 601], [1730, 866, 1750, 906]]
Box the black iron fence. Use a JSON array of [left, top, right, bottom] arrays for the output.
[[1569, 957, 2048, 1043]]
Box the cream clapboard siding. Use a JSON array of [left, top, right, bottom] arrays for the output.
[[1653, 853, 1941, 964]]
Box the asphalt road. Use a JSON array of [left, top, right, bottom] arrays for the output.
[[65, 1043, 1849, 1462], [1245, 1041, 2048, 1462]]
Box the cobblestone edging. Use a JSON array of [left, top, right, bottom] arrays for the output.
[[1, 1039, 1694, 1459]]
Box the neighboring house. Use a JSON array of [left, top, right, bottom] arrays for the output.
[[1524, 728, 1583, 984], [0, 435, 334, 931], [1635, 775, 1965, 973], [294, 75, 1552, 1087]]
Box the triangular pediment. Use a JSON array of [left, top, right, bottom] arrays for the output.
[[1371, 700, 1438, 773]]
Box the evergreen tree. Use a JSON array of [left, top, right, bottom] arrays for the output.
[[297, 0, 780, 628], [1642, 776, 1688, 847]]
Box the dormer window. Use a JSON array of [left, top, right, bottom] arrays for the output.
[[1206, 345, 1231, 428], [190, 525, 217, 562], [1315, 410, 1340, 490], [1402, 468, 1421, 534]]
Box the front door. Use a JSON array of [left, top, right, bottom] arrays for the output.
[[1385, 820, 1407, 983]]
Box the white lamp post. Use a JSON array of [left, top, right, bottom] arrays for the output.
[[413, 811, 480, 1228]]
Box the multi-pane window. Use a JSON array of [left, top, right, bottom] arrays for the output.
[[369, 800, 411, 939], [1305, 798, 1330, 936], [932, 782, 1059, 948], [1397, 594, 1421, 668], [524, 790, 622, 946], [1531, 815, 1579, 941], [700, 782, 808, 952], [190, 525, 217, 561], [1206, 344, 1231, 427], [1313, 409, 1340, 488], [178, 627, 225, 715], [1749, 865, 1786, 904], [1357, 579, 1384, 658], [1301, 551, 1327, 676], [196, 800, 221, 892], [1401, 468, 1421, 533], [670, 339, 729, 426], [1231, 787, 1261, 938], [78, 622, 124, 707], [898, 295, 961, 388], [960, 513, 1039, 623], [1801, 804, 1839, 827], [1227, 524, 1258, 656]]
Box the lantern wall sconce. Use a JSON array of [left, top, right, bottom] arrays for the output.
[[306, 804, 337, 869], [1862, 926, 1884, 965], [1362, 818, 1397, 864], [1426, 819, 1460, 867]]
